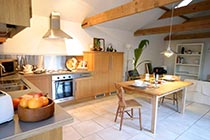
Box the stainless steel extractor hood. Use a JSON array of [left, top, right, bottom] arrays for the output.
[[43, 11, 72, 39]]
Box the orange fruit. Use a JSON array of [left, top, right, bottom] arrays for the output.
[[28, 98, 43, 109], [40, 96, 49, 106], [19, 98, 29, 108]]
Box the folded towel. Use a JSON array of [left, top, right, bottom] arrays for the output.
[[184, 79, 201, 92], [201, 81, 210, 96]]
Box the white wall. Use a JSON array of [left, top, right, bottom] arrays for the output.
[[0, 15, 91, 55], [163, 38, 210, 80], [0, 15, 165, 77]]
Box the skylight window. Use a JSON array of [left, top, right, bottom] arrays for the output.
[[175, 0, 192, 8]]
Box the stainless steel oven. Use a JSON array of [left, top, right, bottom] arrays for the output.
[[51, 72, 92, 103], [52, 74, 75, 103]]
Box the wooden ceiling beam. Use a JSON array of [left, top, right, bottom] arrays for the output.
[[164, 32, 210, 40], [81, 0, 181, 28], [134, 19, 210, 36], [159, 6, 189, 20], [184, 15, 210, 23], [159, 0, 210, 19]]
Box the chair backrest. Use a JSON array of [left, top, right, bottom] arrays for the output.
[[115, 84, 127, 107]]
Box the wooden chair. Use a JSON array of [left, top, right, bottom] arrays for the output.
[[159, 76, 181, 111], [160, 93, 179, 111], [114, 85, 143, 130]]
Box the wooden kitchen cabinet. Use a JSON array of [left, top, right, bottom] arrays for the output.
[[0, 0, 32, 26], [83, 51, 123, 96], [75, 77, 94, 100], [24, 75, 52, 98], [108, 53, 124, 92]]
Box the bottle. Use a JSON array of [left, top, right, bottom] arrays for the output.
[[181, 47, 185, 54]]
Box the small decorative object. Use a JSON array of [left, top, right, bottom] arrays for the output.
[[65, 57, 78, 71], [93, 38, 105, 51], [181, 47, 185, 54], [106, 44, 113, 52], [194, 59, 199, 64], [185, 50, 192, 54]]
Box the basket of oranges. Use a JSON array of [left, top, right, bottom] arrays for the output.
[[16, 93, 54, 122]]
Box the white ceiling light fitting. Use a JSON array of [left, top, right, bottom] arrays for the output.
[[161, 4, 176, 58], [175, 0, 192, 9], [43, 11, 72, 39]]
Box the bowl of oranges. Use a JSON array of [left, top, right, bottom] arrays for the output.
[[17, 92, 54, 122]]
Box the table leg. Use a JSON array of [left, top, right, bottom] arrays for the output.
[[151, 96, 158, 134], [180, 88, 187, 114]]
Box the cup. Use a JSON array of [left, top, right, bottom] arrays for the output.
[[24, 64, 33, 72], [145, 73, 150, 81]]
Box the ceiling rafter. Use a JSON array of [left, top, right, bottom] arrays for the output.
[[159, 0, 210, 19], [134, 19, 210, 36], [81, 0, 181, 28], [163, 15, 210, 39], [164, 32, 210, 40], [184, 15, 210, 23], [159, 6, 189, 20]]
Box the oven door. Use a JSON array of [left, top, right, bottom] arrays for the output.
[[52, 79, 74, 103]]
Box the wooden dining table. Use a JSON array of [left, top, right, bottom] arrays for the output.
[[115, 80, 192, 133]]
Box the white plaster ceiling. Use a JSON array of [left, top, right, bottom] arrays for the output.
[[32, 0, 130, 23], [32, 0, 207, 33], [32, 0, 177, 32]]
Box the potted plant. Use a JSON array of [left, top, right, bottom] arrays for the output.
[[128, 39, 150, 80]]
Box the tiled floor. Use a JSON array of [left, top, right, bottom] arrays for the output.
[[63, 93, 210, 140]]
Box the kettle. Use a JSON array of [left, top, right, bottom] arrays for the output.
[[0, 90, 14, 124]]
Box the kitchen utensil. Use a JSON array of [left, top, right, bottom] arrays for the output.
[[18, 98, 54, 122], [23, 64, 33, 73], [0, 90, 14, 124]]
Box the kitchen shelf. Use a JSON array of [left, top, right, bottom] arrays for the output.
[[174, 43, 204, 80], [175, 72, 198, 77], [176, 54, 201, 57], [176, 63, 200, 67]]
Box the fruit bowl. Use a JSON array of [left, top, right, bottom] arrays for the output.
[[17, 98, 54, 122]]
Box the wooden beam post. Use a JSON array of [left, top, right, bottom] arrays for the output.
[[81, 0, 181, 28]]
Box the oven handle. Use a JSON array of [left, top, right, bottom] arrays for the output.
[[53, 79, 74, 83]]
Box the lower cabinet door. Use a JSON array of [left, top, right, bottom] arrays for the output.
[[75, 77, 93, 100]]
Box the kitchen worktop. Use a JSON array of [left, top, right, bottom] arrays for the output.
[[0, 104, 73, 140], [21, 69, 92, 76], [0, 73, 74, 140], [0, 74, 41, 98]]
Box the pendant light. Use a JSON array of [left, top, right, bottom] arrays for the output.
[[161, 4, 176, 58]]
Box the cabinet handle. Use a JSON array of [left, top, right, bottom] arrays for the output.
[[74, 81, 77, 92]]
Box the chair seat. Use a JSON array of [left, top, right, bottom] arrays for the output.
[[125, 99, 142, 109]]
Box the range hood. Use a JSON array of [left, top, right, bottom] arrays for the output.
[[43, 11, 72, 39]]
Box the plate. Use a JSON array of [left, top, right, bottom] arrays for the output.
[[131, 83, 148, 89], [65, 57, 77, 70], [162, 78, 175, 82]]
